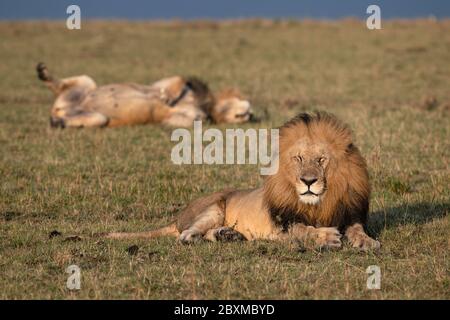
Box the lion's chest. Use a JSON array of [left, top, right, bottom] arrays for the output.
[[269, 203, 335, 232]]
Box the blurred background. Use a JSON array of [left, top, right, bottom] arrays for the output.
[[1, 0, 449, 20]]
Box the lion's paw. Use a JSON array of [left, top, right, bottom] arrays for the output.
[[214, 227, 247, 242], [313, 227, 342, 249], [50, 117, 66, 129], [179, 230, 202, 244], [37, 62, 51, 81], [350, 234, 380, 251]]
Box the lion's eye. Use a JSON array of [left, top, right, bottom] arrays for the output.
[[318, 157, 326, 165], [293, 156, 303, 163]]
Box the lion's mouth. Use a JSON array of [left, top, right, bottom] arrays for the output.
[[299, 191, 321, 205], [301, 190, 318, 196], [235, 111, 251, 119]]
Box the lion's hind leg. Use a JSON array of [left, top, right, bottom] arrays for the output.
[[60, 112, 109, 128], [178, 203, 225, 244], [37, 63, 97, 95]]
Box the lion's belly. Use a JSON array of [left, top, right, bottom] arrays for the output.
[[224, 188, 278, 240], [104, 99, 169, 127], [80, 85, 171, 126]]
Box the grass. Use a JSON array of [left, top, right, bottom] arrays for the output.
[[0, 19, 449, 299]]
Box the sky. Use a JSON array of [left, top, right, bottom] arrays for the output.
[[0, 0, 449, 20]]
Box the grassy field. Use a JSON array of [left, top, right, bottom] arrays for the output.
[[0, 19, 448, 299]]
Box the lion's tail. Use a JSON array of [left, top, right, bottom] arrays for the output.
[[104, 223, 179, 240]]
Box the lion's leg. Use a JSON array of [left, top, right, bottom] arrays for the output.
[[59, 75, 97, 92], [37, 63, 97, 96], [163, 109, 205, 128], [204, 227, 247, 242], [179, 203, 225, 244], [285, 223, 342, 249], [345, 223, 380, 251], [162, 114, 194, 128], [37, 62, 61, 95], [60, 112, 109, 128]]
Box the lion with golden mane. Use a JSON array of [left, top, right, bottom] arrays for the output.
[[37, 63, 253, 128], [106, 112, 380, 251]]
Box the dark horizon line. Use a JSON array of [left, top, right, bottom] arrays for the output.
[[0, 15, 446, 22]]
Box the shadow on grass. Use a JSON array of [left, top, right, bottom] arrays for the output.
[[368, 202, 449, 237]]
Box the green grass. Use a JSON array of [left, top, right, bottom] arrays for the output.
[[0, 19, 449, 299]]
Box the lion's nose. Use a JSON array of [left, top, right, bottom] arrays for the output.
[[301, 177, 318, 187]]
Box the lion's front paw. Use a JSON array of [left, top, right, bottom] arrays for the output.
[[350, 234, 380, 251], [312, 227, 342, 249]]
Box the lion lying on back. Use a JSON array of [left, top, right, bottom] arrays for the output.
[[106, 112, 380, 251], [36, 63, 253, 128]]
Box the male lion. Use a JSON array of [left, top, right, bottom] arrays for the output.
[[106, 112, 380, 251], [36, 63, 253, 128]]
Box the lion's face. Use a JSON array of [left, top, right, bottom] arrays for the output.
[[214, 97, 252, 124], [264, 113, 370, 229], [286, 140, 331, 205], [212, 88, 252, 124]]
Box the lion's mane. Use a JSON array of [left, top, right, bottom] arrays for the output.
[[263, 112, 370, 232]]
